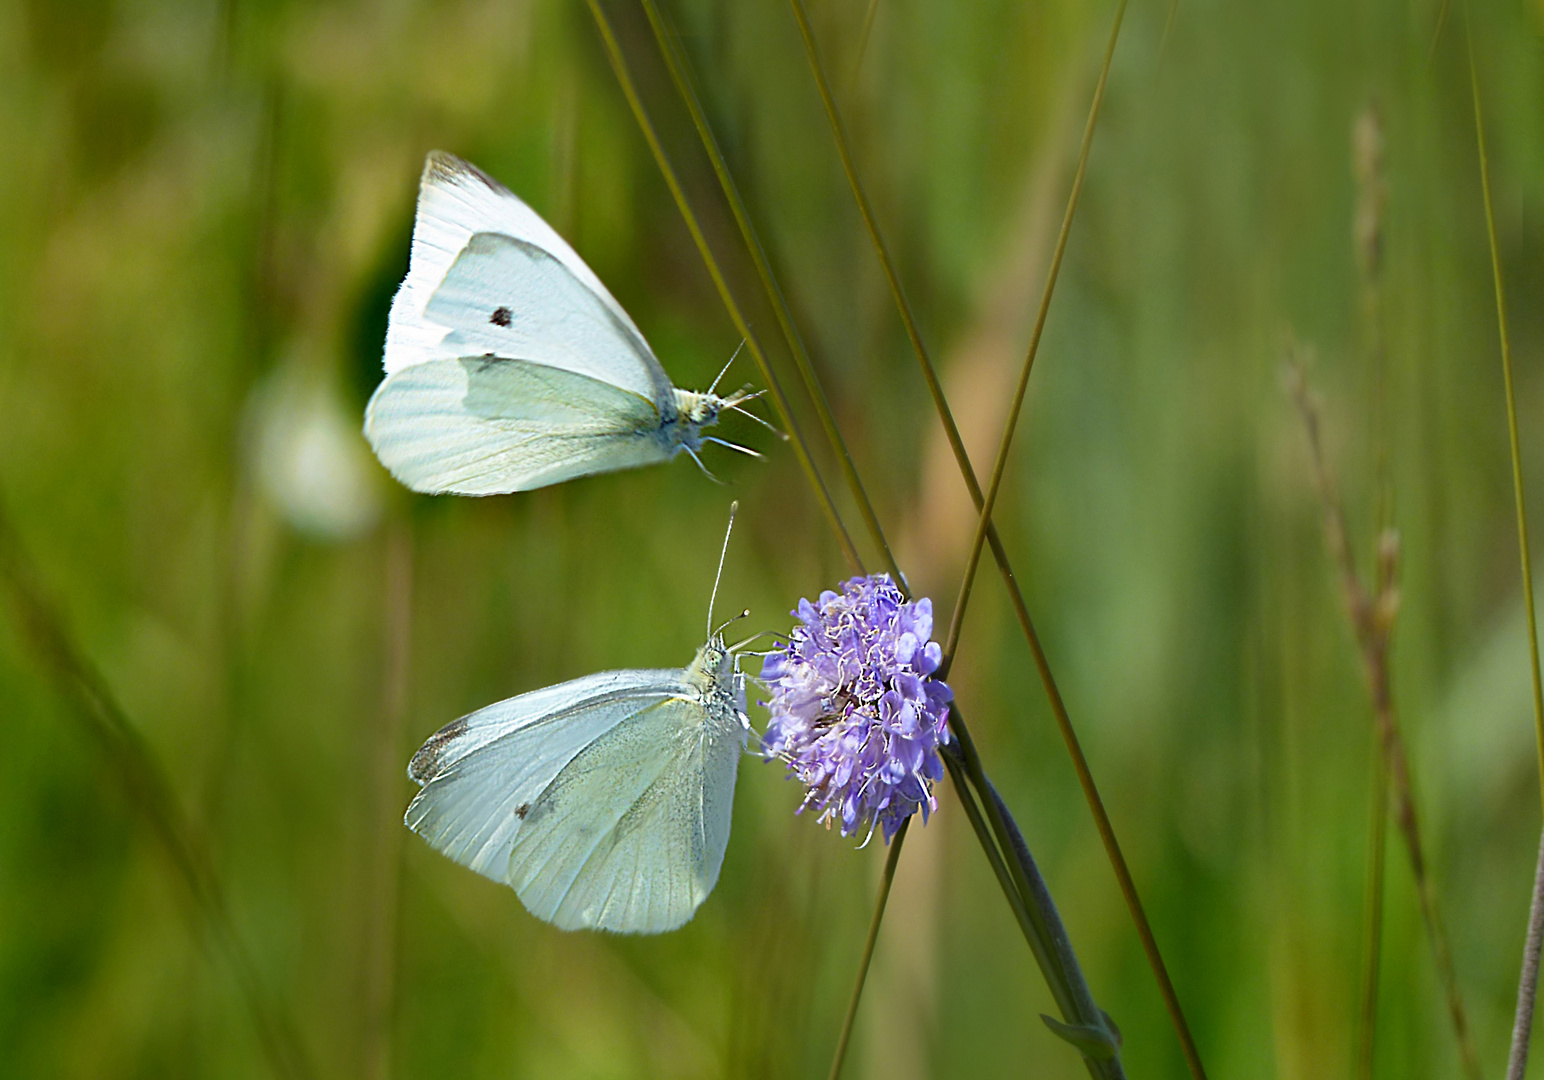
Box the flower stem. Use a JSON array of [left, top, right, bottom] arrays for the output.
[[786, 4, 1204, 1071], [941, 745, 1125, 1079], [941, 749, 1062, 1004], [584, 0, 864, 576], [827, 817, 909, 1080]]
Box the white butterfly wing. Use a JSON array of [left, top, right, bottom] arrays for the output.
[[422, 232, 673, 405], [384, 151, 673, 404], [363, 356, 672, 494], [509, 695, 744, 933], [405, 670, 681, 881], [406, 667, 745, 933]]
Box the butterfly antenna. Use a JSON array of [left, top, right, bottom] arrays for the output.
[[715, 608, 751, 637], [707, 501, 738, 637], [725, 392, 786, 439], [707, 341, 747, 395]]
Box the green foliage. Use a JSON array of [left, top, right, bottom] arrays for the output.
[[1, 0, 1542, 1077]]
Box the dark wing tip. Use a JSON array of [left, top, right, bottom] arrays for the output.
[[422, 151, 509, 197], [406, 715, 470, 784]]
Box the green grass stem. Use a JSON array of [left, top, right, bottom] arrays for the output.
[[786, 2, 1207, 1074], [939, 0, 1124, 665], [604, 6, 1133, 1073], [1470, 14, 1544, 837], [1471, 28, 1544, 1079], [585, 0, 865, 577], [634, 0, 904, 585]]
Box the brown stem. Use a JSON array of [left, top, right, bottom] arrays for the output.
[[1508, 831, 1544, 1080], [1285, 350, 1482, 1080]]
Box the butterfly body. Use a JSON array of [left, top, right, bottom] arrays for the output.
[[364, 153, 751, 494]]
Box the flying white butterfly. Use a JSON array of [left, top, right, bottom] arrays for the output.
[[365, 151, 764, 494], [404, 504, 753, 933]]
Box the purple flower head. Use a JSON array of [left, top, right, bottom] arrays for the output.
[[761, 574, 954, 844]]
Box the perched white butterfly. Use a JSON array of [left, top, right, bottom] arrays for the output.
[[365, 151, 763, 494], [405, 504, 753, 933]]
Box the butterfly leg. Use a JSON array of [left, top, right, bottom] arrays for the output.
[[684, 446, 726, 484], [705, 437, 763, 459]]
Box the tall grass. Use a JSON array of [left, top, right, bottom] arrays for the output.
[[3, 1, 1543, 1078]]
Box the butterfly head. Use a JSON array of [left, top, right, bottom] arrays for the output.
[[670, 389, 726, 444], [669, 341, 750, 442], [688, 635, 735, 684], [667, 388, 773, 463], [686, 635, 749, 723]]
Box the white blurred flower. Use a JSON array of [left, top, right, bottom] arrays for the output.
[[248, 360, 381, 541]]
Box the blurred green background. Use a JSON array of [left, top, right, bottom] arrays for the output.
[[3, 0, 1544, 1077]]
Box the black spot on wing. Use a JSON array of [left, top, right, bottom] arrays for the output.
[[490, 306, 512, 327], [407, 715, 469, 784], [515, 802, 530, 819]]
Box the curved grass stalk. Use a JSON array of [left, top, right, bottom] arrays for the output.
[[936, 0, 1122, 671], [1471, 28, 1544, 1077], [0, 499, 314, 1080], [941, 747, 1125, 1080], [584, 0, 864, 577], [785, 2, 1206, 1075], [634, 0, 904, 585], [1470, 9, 1544, 837], [593, 5, 1126, 1073]]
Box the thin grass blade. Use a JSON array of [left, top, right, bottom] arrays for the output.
[[785, 3, 1207, 1074], [1471, 24, 1544, 1077], [585, 0, 864, 575], [635, 0, 903, 584]]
